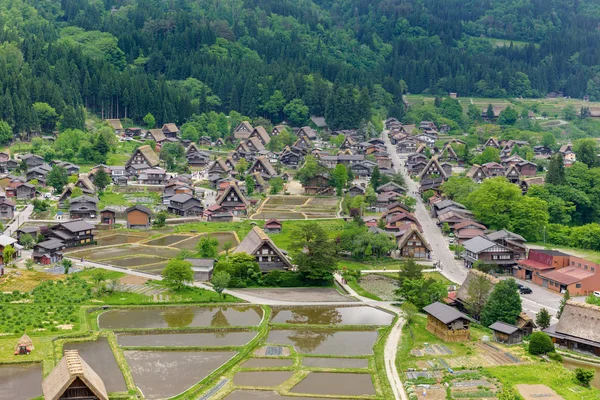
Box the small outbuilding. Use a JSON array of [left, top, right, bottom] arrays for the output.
[[264, 219, 282, 233], [125, 205, 153, 229], [100, 209, 116, 225], [14, 333, 34, 355], [489, 321, 523, 344], [423, 301, 471, 342], [185, 258, 216, 281]]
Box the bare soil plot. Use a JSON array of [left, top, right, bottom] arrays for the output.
[[415, 387, 447, 400], [517, 384, 563, 400]]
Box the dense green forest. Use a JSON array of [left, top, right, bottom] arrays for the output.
[[1, 0, 600, 133]]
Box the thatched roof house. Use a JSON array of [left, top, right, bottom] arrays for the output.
[[42, 350, 108, 400], [456, 269, 499, 305], [14, 333, 34, 355], [545, 300, 600, 356], [233, 226, 292, 272]]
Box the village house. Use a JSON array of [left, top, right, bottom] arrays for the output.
[[105, 118, 123, 134], [233, 226, 293, 272], [0, 235, 21, 266], [75, 175, 97, 194], [431, 200, 467, 218], [293, 136, 312, 151], [423, 302, 471, 342], [397, 226, 431, 259], [484, 137, 500, 148], [138, 167, 167, 185], [0, 198, 16, 220], [279, 147, 302, 167], [54, 161, 80, 175], [125, 145, 160, 175], [264, 219, 282, 233], [455, 269, 499, 316], [248, 156, 277, 179], [396, 139, 418, 154], [167, 194, 204, 217], [348, 184, 366, 197], [69, 195, 99, 219], [148, 129, 167, 144], [186, 151, 210, 168], [486, 229, 527, 260], [125, 205, 153, 229], [20, 153, 45, 169], [10, 182, 36, 199], [49, 220, 95, 247], [451, 220, 486, 244], [198, 136, 211, 147], [419, 158, 449, 192], [215, 183, 249, 215], [298, 126, 318, 141], [233, 121, 254, 140], [310, 116, 327, 132], [303, 173, 333, 195], [100, 209, 116, 225], [33, 239, 65, 265], [461, 236, 516, 272], [207, 158, 231, 176], [26, 164, 52, 185], [42, 350, 108, 400], [271, 125, 287, 136], [125, 127, 144, 137], [161, 123, 179, 138], [489, 321, 523, 344], [545, 301, 600, 356], [249, 126, 271, 146], [203, 204, 233, 222]]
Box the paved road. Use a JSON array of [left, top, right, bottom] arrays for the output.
[[382, 129, 565, 319], [382, 130, 467, 284], [4, 204, 33, 237]]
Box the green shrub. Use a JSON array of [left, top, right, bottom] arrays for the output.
[[528, 331, 555, 355], [547, 352, 563, 362], [574, 368, 595, 387]]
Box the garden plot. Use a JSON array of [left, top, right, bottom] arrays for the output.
[[410, 344, 453, 357], [358, 274, 398, 301], [69, 245, 180, 261], [446, 342, 521, 368], [252, 196, 339, 220]]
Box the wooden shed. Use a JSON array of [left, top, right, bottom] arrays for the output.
[[125, 205, 153, 229], [14, 333, 34, 355], [423, 301, 471, 342], [489, 321, 523, 344], [99, 209, 116, 225]]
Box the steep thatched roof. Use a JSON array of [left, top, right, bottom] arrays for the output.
[[234, 226, 292, 269], [15, 333, 34, 351], [128, 145, 159, 168], [42, 350, 108, 400], [555, 300, 600, 343], [456, 269, 499, 304]]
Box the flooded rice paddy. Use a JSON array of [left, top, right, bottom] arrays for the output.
[[242, 358, 295, 368], [267, 330, 378, 355], [144, 235, 191, 246], [124, 350, 236, 399], [99, 306, 263, 329], [270, 306, 393, 326], [106, 256, 164, 267], [291, 372, 375, 396], [117, 331, 257, 347], [233, 371, 295, 387], [0, 363, 42, 400], [96, 234, 147, 246], [63, 337, 127, 392], [302, 357, 369, 369]]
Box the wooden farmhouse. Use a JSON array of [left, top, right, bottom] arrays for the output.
[[489, 321, 523, 344], [233, 226, 292, 272], [42, 350, 108, 400], [423, 302, 471, 342], [545, 300, 600, 356]]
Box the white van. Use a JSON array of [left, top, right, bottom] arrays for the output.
[[593, 291, 600, 298]]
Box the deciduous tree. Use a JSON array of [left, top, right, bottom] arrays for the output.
[[162, 259, 194, 290], [480, 279, 522, 326]]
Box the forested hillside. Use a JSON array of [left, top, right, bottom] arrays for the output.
[[1, 0, 600, 132]]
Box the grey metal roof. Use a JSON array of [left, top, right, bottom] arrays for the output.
[[462, 236, 498, 253], [489, 321, 520, 335], [486, 229, 526, 243], [58, 220, 95, 233], [423, 302, 471, 324], [184, 258, 215, 268]]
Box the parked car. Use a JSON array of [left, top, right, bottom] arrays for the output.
[[519, 287, 533, 294], [593, 291, 600, 298]]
